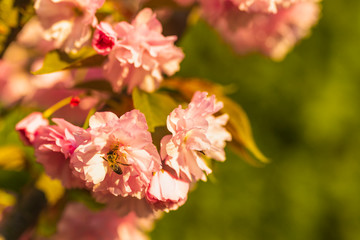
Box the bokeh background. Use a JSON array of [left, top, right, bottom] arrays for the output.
[[151, 1, 360, 239], [1, 0, 359, 239]]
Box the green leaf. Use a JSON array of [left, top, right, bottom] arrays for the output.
[[132, 88, 178, 132], [221, 98, 269, 166], [162, 78, 268, 165], [32, 47, 106, 75]]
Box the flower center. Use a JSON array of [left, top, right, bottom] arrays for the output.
[[102, 144, 131, 175]]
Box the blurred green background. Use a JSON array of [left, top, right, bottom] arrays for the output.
[[151, 1, 360, 240]]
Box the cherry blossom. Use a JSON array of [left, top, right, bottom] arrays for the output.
[[92, 22, 117, 56], [71, 110, 161, 198], [34, 0, 104, 53], [16, 112, 49, 146], [204, 114, 232, 161], [103, 8, 184, 93], [52, 203, 150, 240], [199, 0, 320, 60], [161, 91, 231, 182], [232, 0, 308, 13], [33, 118, 87, 188], [146, 170, 189, 212], [17, 17, 57, 53], [0, 59, 34, 106]]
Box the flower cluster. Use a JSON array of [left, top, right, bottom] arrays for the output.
[[197, 0, 321, 60], [5, 0, 320, 238], [16, 92, 231, 216]]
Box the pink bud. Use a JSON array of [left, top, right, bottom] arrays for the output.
[[92, 22, 117, 55], [70, 96, 80, 107]]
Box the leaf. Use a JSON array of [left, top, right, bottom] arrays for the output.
[[32, 47, 106, 75], [162, 78, 269, 165], [221, 98, 269, 165], [132, 88, 178, 132]]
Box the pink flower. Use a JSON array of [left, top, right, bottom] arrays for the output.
[[17, 17, 57, 53], [53, 202, 150, 240], [16, 112, 49, 146], [71, 110, 161, 198], [34, 0, 104, 53], [232, 0, 306, 13], [204, 114, 232, 161], [146, 170, 189, 212], [33, 118, 87, 188], [92, 22, 117, 55], [201, 0, 313, 16], [199, 0, 320, 60], [103, 8, 184, 93], [161, 91, 231, 182], [0, 60, 34, 106]]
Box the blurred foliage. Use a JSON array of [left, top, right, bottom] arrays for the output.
[[0, 0, 33, 57], [0, 170, 29, 192], [0, 107, 36, 193], [0, 190, 15, 209], [35, 174, 64, 206], [151, 1, 360, 240], [0, 145, 25, 170], [0, 0, 18, 53]]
